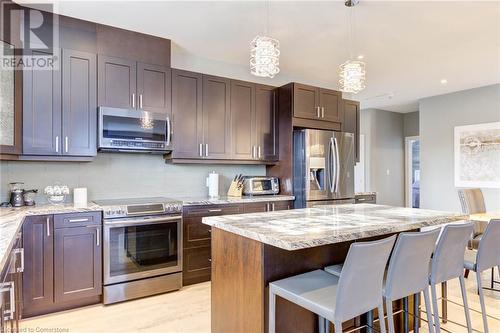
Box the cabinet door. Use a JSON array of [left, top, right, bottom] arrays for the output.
[[23, 49, 62, 155], [230, 80, 255, 160], [97, 55, 136, 109], [319, 88, 342, 123], [62, 49, 97, 156], [293, 83, 319, 120], [54, 226, 102, 302], [343, 99, 360, 162], [243, 202, 269, 213], [255, 84, 277, 161], [183, 217, 211, 249], [171, 69, 203, 158], [272, 201, 292, 211], [183, 246, 211, 286], [22, 215, 54, 316], [137, 62, 171, 114], [202, 75, 231, 159]]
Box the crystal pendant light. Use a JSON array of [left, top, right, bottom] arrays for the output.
[[250, 0, 280, 78], [339, 0, 366, 94]]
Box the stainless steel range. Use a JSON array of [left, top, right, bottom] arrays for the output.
[[94, 197, 183, 304]]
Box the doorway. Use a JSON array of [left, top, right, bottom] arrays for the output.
[[405, 136, 420, 208]]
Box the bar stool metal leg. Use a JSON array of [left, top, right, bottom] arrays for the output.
[[459, 275, 472, 333], [319, 316, 327, 333], [441, 281, 447, 323], [378, 302, 387, 333], [403, 297, 409, 333], [422, 288, 434, 333], [431, 284, 441, 333], [269, 288, 276, 333], [334, 320, 342, 333], [413, 293, 420, 333], [385, 299, 395, 333], [476, 271, 490, 333], [366, 310, 374, 333]]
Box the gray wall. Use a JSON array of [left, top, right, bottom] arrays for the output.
[[0, 154, 265, 203], [403, 111, 419, 137], [420, 84, 500, 212], [360, 108, 405, 206]]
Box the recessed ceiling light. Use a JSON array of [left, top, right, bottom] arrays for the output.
[[440, 79, 448, 84], [357, 55, 364, 60]]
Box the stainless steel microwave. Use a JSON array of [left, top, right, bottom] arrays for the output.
[[242, 176, 280, 195], [98, 107, 171, 153]]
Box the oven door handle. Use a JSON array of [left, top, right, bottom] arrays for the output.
[[104, 215, 181, 226]]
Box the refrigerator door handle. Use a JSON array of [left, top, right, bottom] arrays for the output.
[[329, 137, 335, 193], [334, 137, 340, 193]]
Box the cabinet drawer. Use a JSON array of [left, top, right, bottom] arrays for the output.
[[183, 246, 211, 286], [183, 204, 241, 218], [355, 195, 376, 204], [183, 217, 212, 249], [243, 202, 269, 213], [54, 212, 102, 229], [272, 201, 292, 211]]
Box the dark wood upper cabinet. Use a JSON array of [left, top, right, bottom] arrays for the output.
[[202, 75, 231, 159], [343, 99, 360, 162], [255, 84, 278, 161], [293, 83, 319, 120], [230, 80, 256, 160], [54, 226, 102, 303], [62, 49, 97, 156], [22, 215, 54, 317], [319, 88, 341, 123], [171, 69, 203, 159], [97, 55, 136, 109], [137, 63, 171, 114], [23, 49, 62, 155]]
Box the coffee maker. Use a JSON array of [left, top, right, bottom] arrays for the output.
[[9, 182, 25, 207]]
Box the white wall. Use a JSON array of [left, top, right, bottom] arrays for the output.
[[0, 154, 264, 203], [420, 84, 500, 212]]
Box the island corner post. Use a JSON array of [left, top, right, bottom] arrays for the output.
[[210, 227, 419, 333]]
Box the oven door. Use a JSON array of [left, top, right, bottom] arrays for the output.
[[103, 215, 182, 285], [98, 107, 171, 151]]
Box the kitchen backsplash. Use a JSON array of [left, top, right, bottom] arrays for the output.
[[0, 153, 265, 203]]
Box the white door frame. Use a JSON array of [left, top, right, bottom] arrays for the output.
[[405, 136, 419, 207]]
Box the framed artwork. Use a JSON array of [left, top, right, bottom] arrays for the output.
[[454, 122, 500, 188]]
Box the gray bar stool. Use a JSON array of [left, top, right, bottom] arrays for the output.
[[269, 235, 396, 333], [384, 229, 440, 333], [429, 222, 474, 333], [463, 219, 500, 333]]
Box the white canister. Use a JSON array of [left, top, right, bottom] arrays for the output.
[[206, 172, 219, 198], [73, 188, 88, 208]]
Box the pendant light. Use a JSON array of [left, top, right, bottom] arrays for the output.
[[339, 0, 366, 94], [250, 0, 280, 78]]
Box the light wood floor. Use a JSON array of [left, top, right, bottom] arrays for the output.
[[21, 270, 499, 333]]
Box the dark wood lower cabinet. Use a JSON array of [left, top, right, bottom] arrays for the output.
[[22, 213, 102, 318], [182, 201, 292, 286]]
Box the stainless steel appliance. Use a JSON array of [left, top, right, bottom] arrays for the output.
[[9, 182, 25, 207], [98, 107, 172, 153], [94, 197, 182, 304], [242, 176, 280, 196], [293, 129, 355, 208]]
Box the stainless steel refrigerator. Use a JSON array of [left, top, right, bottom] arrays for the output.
[[293, 129, 355, 208]]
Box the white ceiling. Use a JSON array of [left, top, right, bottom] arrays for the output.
[[19, 1, 500, 112]]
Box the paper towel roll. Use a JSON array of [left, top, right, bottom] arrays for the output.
[[73, 188, 88, 208], [206, 172, 219, 198]]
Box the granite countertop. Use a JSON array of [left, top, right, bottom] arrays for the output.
[[180, 195, 295, 206], [0, 203, 102, 272], [203, 203, 468, 251]]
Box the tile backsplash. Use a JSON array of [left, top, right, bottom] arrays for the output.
[[0, 153, 265, 203]]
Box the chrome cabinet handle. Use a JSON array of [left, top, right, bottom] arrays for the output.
[[272, 203, 275, 211], [65, 136, 69, 153], [87, 226, 100, 247], [46, 217, 50, 237], [139, 94, 143, 109], [205, 144, 209, 157], [316, 106, 321, 118], [252, 145, 256, 159], [166, 117, 172, 146], [199, 143, 203, 157], [208, 209, 222, 213], [55, 136, 59, 153], [132, 93, 136, 108], [321, 107, 325, 118], [258, 146, 261, 159], [68, 218, 89, 223], [14, 248, 24, 273]]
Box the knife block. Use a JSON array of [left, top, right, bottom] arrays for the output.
[[227, 181, 243, 197]]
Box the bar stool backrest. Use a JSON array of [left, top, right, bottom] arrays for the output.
[[334, 235, 396, 323], [476, 219, 500, 272], [430, 222, 474, 284], [384, 229, 440, 300], [458, 189, 486, 214]]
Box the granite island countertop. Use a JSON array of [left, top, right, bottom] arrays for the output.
[[0, 203, 102, 272], [179, 195, 295, 206], [203, 203, 468, 251]]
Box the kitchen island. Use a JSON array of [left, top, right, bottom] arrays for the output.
[[203, 204, 467, 333]]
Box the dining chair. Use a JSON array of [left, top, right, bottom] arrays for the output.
[[269, 235, 396, 333]]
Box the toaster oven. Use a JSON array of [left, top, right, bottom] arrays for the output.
[[242, 176, 280, 196]]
